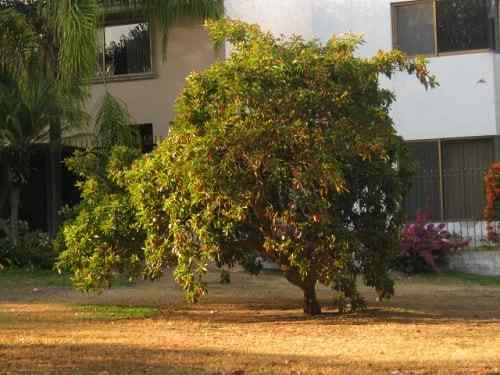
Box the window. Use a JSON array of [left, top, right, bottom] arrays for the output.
[[442, 139, 494, 220], [393, 2, 436, 56], [405, 141, 441, 220], [137, 123, 155, 153], [392, 0, 496, 56], [97, 21, 152, 78], [437, 0, 492, 53], [405, 138, 494, 221]]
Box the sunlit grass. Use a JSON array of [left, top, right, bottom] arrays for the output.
[[75, 304, 159, 320], [0, 311, 11, 322]]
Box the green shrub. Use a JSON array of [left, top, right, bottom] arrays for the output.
[[0, 221, 54, 269], [56, 93, 144, 290], [56, 147, 144, 290]]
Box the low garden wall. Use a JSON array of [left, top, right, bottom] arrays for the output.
[[447, 250, 500, 276]]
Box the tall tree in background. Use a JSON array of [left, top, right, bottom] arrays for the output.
[[0, 0, 223, 236], [0, 8, 87, 243], [0, 7, 39, 240]]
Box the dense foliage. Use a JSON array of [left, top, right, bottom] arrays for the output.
[[55, 93, 143, 289], [0, 221, 54, 270], [484, 162, 500, 242], [0, 2, 97, 240], [398, 212, 469, 274], [58, 20, 436, 315], [0, 7, 80, 245]]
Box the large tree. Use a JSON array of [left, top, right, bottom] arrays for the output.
[[58, 20, 437, 315]]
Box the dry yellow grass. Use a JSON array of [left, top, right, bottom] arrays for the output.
[[1, 270, 500, 374]]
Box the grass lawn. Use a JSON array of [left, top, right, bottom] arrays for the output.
[[1, 269, 500, 374]]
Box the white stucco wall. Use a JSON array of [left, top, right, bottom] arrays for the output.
[[225, 0, 498, 141], [494, 54, 500, 134]]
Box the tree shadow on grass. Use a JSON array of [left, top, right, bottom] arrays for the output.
[[2, 343, 500, 375], [155, 299, 500, 327], [3, 296, 500, 329]]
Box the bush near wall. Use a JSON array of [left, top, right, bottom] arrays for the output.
[[397, 212, 469, 274], [484, 162, 500, 242]]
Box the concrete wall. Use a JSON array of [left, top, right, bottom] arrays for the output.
[[226, 0, 499, 141], [447, 251, 500, 276], [89, 20, 219, 140]]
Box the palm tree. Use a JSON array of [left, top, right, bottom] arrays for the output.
[[0, 0, 223, 236], [0, 69, 78, 244]]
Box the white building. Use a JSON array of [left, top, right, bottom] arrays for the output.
[[91, 0, 499, 227]]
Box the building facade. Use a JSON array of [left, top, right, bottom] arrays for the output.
[[89, 0, 500, 230]]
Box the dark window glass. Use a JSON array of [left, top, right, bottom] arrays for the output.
[[395, 2, 436, 55], [405, 142, 442, 220], [442, 139, 493, 220], [97, 22, 152, 77], [137, 123, 154, 153], [436, 0, 491, 53]]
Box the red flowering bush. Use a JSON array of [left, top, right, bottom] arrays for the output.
[[484, 162, 500, 242], [398, 213, 469, 273]]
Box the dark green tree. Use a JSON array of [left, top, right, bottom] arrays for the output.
[[0, 70, 69, 244]]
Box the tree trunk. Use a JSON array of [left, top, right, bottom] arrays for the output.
[[47, 123, 62, 238], [285, 268, 322, 315], [9, 185, 20, 246], [303, 283, 322, 316], [0, 163, 8, 215], [0, 164, 10, 238]]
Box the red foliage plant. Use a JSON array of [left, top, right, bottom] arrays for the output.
[[484, 162, 500, 242], [400, 213, 469, 272]]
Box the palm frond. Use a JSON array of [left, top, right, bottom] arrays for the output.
[[61, 132, 96, 149], [101, 0, 224, 56], [95, 92, 140, 152], [0, 8, 38, 77], [55, 0, 100, 95]]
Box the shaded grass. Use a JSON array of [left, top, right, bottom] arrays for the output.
[[75, 304, 159, 320], [444, 271, 500, 286], [0, 268, 136, 289], [394, 271, 500, 287], [0, 268, 72, 287]]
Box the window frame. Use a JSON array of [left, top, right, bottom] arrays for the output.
[[94, 16, 156, 83], [391, 0, 493, 58], [405, 136, 495, 222]]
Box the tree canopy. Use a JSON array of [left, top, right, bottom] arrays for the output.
[[57, 19, 436, 315]]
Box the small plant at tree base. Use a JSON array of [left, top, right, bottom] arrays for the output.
[[219, 270, 231, 284], [398, 212, 469, 274], [58, 19, 436, 315]]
